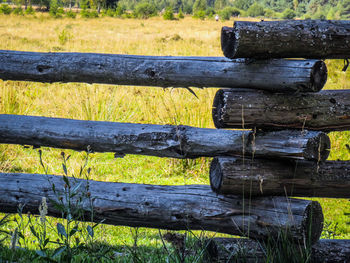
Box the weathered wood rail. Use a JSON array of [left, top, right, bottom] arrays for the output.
[[210, 157, 350, 198], [206, 238, 350, 263], [0, 114, 330, 161], [212, 89, 350, 131], [0, 50, 327, 92], [221, 20, 350, 59], [0, 172, 324, 244]]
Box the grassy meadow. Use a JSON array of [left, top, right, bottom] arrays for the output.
[[0, 13, 350, 261]]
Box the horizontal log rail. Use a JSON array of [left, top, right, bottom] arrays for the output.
[[210, 157, 350, 198], [212, 89, 350, 132], [0, 50, 327, 92], [206, 238, 350, 263], [0, 115, 330, 161], [0, 172, 324, 243], [221, 20, 350, 59]]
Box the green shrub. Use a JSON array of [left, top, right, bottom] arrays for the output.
[[115, 5, 125, 17], [281, 8, 296, 19], [133, 2, 157, 19], [178, 8, 184, 19], [106, 8, 115, 17], [193, 10, 205, 20], [163, 6, 175, 20], [219, 6, 241, 20], [303, 13, 312, 19], [264, 8, 275, 18], [81, 9, 99, 18], [311, 9, 326, 19], [247, 2, 264, 17], [13, 7, 24, 15], [49, 0, 64, 18], [66, 9, 76, 18], [0, 4, 12, 15], [205, 7, 215, 18], [24, 5, 35, 15]]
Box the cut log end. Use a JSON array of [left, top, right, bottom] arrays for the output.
[[221, 27, 236, 59], [209, 157, 223, 193], [304, 132, 330, 161], [310, 60, 328, 92], [304, 201, 324, 244], [212, 89, 226, 129]]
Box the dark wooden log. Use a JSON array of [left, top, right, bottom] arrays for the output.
[[212, 89, 350, 132], [210, 157, 350, 198], [0, 50, 327, 92], [206, 238, 350, 263], [221, 20, 350, 59], [0, 172, 324, 243], [0, 115, 331, 161]]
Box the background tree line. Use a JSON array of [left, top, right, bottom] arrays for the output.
[[0, 0, 349, 20]]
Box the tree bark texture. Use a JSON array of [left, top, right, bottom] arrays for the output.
[[206, 238, 350, 263], [212, 89, 350, 132], [0, 115, 331, 161], [210, 157, 350, 198], [221, 20, 350, 59], [0, 172, 324, 243], [0, 50, 327, 93]]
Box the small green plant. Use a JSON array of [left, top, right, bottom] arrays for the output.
[[57, 29, 72, 45], [115, 3, 126, 17], [193, 10, 206, 20], [133, 1, 157, 19], [105, 8, 115, 17], [66, 9, 76, 18], [24, 5, 35, 15], [281, 8, 296, 19], [163, 6, 175, 20], [205, 7, 215, 18], [12, 7, 24, 15], [81, 9, 99, 18], [0, 214, 12, 244], [247, 2, 265, 17], [49, 0, 65, 18], [177, 8, 184, 19], [0, 4, 12, 15], [219, 7, 241, 20]]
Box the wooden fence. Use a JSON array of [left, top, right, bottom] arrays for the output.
[[0, 19, 349, 262]]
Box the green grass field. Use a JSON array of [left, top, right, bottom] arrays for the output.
[[0, 14, 349, 262]]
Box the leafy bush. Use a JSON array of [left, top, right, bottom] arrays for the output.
[[106, 8, 115, 17], [66, 9, 76, 18], [81, 9, 99, 18], [49, 0, 64, 18], [25, 5, 35, 15], [163, 6, 175, 20], [0, 4, 12, 15], [340, 0, 350, 19], [205, 7, 215, 18], [115, 4, 126, 17], [219, 7, 241, 20], [247, 2, 265, 17], [193, 10, 205, 20], [133, 2, 157, 19], [281, 8, 296, 19], [13, 7, 24, 15], [193, 0, 207, 13], [178, 8, 184, 19], [264, 8, 275, 18]]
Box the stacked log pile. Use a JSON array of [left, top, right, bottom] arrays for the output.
[[0, 19, 349, 262], [207, 19, 350, 262]]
